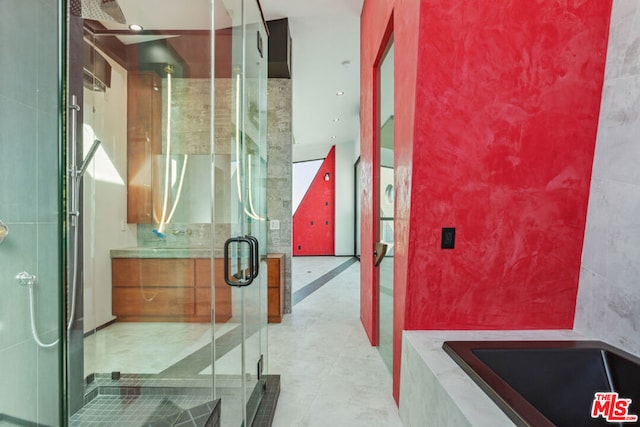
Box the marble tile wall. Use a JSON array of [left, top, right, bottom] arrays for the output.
[[0, 0, 61, 424], [267, 79, 293, 314], [575, 0, 640, 356], [162, 78, 211, 155]]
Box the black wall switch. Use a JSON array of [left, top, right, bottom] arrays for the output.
[[441, 228, 456, 249]]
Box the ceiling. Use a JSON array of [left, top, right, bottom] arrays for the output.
[[263, 0, 363, 149], [102, 0, 363, 150]]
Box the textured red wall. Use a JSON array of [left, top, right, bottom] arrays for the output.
[[292, 146, 336, 256], [360, 0, 395, 346], [361, 0, 612, 403], [360, 0, 420, 401]]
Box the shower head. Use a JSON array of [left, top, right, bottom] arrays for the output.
[[71, 0, 127, 25], [78, 139, 102, 180]]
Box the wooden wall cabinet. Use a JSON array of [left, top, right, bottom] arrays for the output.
[[112, 258, 231, 322], [127, 71, 161, 223]]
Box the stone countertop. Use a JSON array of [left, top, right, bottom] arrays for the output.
[[399, 329, 589, 426], [110, 247, 215, 259]]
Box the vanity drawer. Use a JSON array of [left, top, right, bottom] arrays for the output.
[[112, 258, 194, 287], [112, 287, 195, 317]]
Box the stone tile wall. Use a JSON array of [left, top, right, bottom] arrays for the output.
[[267, 79, 293, 313], [575, 0, 640, 356]]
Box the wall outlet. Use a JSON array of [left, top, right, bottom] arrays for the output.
[[270, 219, 280, 230], [441, 227, 456, 249]]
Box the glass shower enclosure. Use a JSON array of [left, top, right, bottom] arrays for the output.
[[0, 1, 64, 425], [1, 0, 269, 426]]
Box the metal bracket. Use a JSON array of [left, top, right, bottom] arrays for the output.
[[16, 271, 36, 287]]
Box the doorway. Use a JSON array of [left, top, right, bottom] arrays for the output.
[[376, 38, 394, 372]]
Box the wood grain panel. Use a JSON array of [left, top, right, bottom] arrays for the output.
[[112, 287, 195, 316], [266, 254, 284, 288], [194, 258, 232, 322], [127, 71, 161, 223], [112, 258, 194, 287], [194, 258, 226, 288], [195, 288, 231, 322], [268, 288, 281, 323], [111, 258, 141, 286], [141, 259, 194, 286], [266, 254, 285, 322]]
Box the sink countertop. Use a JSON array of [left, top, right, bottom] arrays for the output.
[[110, 247, 215, 259]]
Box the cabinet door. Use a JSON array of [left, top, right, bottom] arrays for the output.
[[194, 258, 232, 322], [112, 258, 196, 319], [127, 71, 161, 223]]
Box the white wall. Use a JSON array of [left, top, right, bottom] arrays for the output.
[[292, 160, 322, 214], [335, 142, 357, 255], [575, 0, 640, 356], [293, 141, 358, 256], [82, 52, 137, 332]]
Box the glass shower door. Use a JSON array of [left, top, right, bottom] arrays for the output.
[[64, 0, 268, 425], [69, 12, 220, 425], [214, 0, 269, 425]]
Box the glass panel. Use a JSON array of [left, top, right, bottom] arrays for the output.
[[214, 0, 268, 425], [0, 0, 63, 425], [355, 159, 361, 257], [67, 2, 218, 425], [65, 1, 268, 425], [378, 40, 394, 372]]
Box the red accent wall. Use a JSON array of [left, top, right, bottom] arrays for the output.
[[360, 0, 612, 403], [292, 146, 336, 256]]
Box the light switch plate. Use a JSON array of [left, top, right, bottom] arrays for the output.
[[270, 219, 280, 230]]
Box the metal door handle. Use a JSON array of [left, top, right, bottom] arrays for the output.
[[245, 235, 259, 279], [374, 242, 388, 267], [224, 236, 256, 287]]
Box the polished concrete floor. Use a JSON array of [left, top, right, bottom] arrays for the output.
[[80, 256, 402, 426], [290, 256, 352, 292], [271, 257, 402, 426]]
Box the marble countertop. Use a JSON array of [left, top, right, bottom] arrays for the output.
[[401, 329, 589, 426], [110, 247, 215, 259]]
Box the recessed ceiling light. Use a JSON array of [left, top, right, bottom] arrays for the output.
[[333, 118, 340, 122], [336, 91, 344, 96], [129, 24, 144, 31], [331, 135, 337, 139]]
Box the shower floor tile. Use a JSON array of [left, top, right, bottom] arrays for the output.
[[69, 394, 212, 427]]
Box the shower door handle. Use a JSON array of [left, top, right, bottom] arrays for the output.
[[68, 94, 81, 225], [224, 236, 255, 287], [246, 235, 259, 279]]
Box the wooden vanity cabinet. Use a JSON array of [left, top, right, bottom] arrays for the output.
[[194, 258, 232, 322], [112, 258, 231, 322], [112, 255, 284, 323], [266, 253, 285, 323], [111, 258, 194, 320]]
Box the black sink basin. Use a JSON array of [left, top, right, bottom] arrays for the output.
[[443, 340, 640, 426]]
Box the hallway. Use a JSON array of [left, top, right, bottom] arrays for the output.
[[270, 257, 402, 426]]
